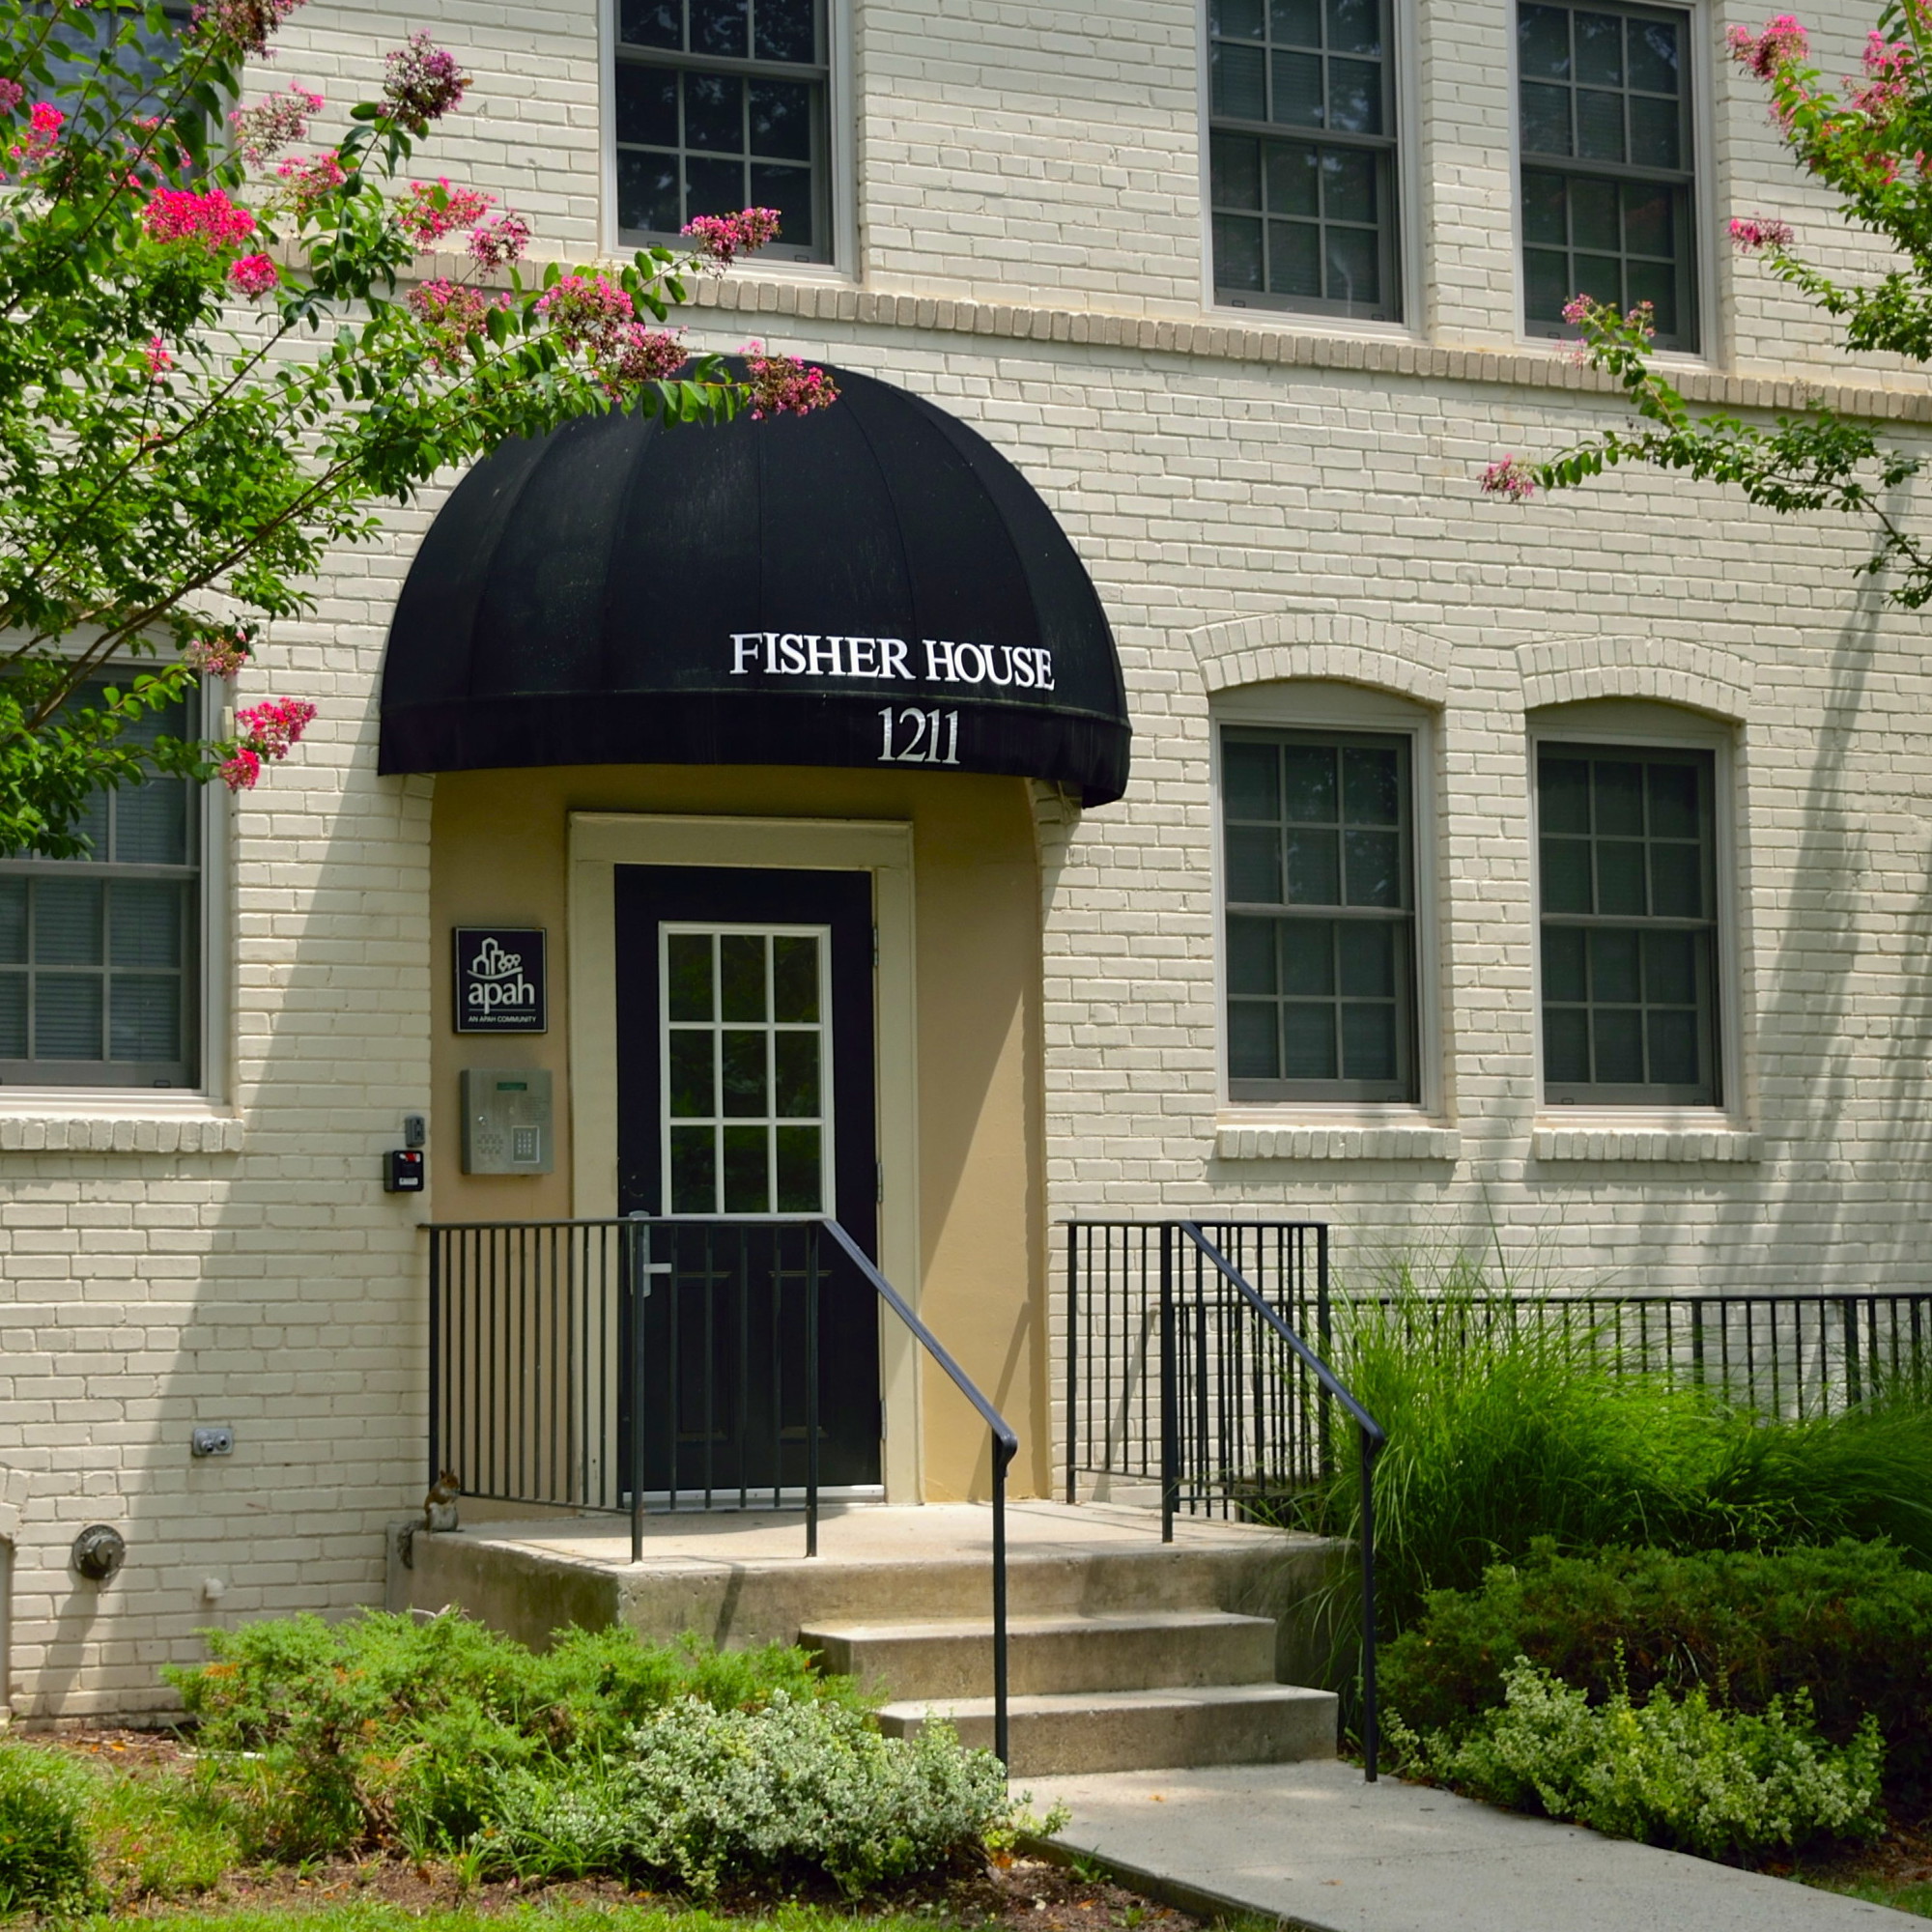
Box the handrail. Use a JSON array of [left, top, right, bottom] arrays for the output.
[[1174, 1221, 1387, 1784], [820, 1217, 1019, 1768]]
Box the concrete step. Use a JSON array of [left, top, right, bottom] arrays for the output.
[[876, 1682, 1339, 1776], [804, 1609, 1279, 1698]]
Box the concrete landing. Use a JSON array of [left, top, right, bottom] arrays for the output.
[[404, 1501, 1342, 1683], [1029, 1761, 1916, 1931]]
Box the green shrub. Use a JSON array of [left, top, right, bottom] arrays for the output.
[[1381, 1538, 1932, 1788], [489, 1694, 1009, 1895], [163, 1607, 1017, 1891], [0, 1742, 99, 1915], [1390, 1657, 1883, 1861]]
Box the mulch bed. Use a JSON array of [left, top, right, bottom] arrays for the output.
[[42, 1728, 1205, 1931]]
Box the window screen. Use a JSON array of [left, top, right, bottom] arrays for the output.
[[1223, 727, 1417, 1100], [0, 684, 200, 1088], [1208, 0, 1401, 322], [1518, 1, 1696, 349], [614, 0, 829, 263], [1538, 742, 1718, 1104]]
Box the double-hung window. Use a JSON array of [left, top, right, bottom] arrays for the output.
[[1518, 1, 1697, 348], [0, 685, 201, 1089], [1223, 727, 1417, 1100], [1537, 742, 1718, 1104], [614, 0, 829, 264], [1208, 0, 1401, 322]]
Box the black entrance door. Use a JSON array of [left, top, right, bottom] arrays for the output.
[[614, 866, 881, 1492]]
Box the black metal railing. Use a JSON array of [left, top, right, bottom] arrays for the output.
[[426, 1214, 1017, 1765], [1365, 1290, 1932, 1420], [1063, 1218, 1385, 1780]]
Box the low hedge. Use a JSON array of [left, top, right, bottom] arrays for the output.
[[1381, 1538, 1932, 1789]]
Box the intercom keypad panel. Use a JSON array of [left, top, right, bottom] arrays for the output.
[[460, 1067, 554, 1175]]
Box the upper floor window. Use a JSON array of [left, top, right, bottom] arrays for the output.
[[0, 685, 201, 1089], [1223, 725, 1417, 1101], [1537, 741, 1719, 1104], [1207, 0, 1402, 323], [1518, 1, 1697, 350], [614, 0, 829, 264]]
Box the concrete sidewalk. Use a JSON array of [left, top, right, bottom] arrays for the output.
[[1028, 1760, 1917, 1931]]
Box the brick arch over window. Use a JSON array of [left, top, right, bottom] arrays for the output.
[[1189, 613, 1452, 708], [1517, 637, 1751, 723]]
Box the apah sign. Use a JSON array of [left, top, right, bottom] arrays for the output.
[[453, 928, 547, 1034]]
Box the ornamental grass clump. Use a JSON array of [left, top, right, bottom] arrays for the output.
[[1389, 1658, 1883, 1861], [0, 1741, 99, 1916], [1303, 1252, 1932, 1634]]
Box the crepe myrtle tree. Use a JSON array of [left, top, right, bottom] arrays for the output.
[[1482, 2, 1932, 608], [0, 0, 833, 858]]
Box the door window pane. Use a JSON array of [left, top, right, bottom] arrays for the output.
[[662, 927, 829, 1215]]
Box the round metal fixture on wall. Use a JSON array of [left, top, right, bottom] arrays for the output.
[[71, 1524, 126, 1581], [378, 363, 1131, 806]]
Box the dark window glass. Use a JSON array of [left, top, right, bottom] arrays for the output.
[[1224, 727, 1417, 1101], [0, 679, 199, 1088], [1208, 0, 1400, 321], [1538, 741, 1718, 1104], [613, 0, 828, 261], [1517, 2, 1696, 350]]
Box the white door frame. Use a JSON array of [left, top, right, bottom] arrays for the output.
[[568, 812, 921, 1504]]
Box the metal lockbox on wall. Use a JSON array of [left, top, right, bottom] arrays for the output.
[[460, 1067, 554, 1175]]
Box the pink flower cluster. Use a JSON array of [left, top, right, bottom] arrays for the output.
[[0, 79, 24, 116], [596, 324, 686, 395], [235, 696, 315, 761], [1729, 213, 1795, 250], [232, 85, 323, 168], [468, 213, 530, 270], [189, 0, 306, 60], [184, 630, 251, 678], [8, 100, 63, 174], [219, 697, 320, 783], [228, 251, 280, 297], [145, 336, 173, 384], [397, 178, 495, 247], [1849, 30, 1915, 119], [742, 341, 838, 419], [382, 32, 469, 134], [143, 185, 255, 249], [536, 272, 634, 351], [273, 149, 347, 217], [682, 207, 781, 268], [1726, 14, 1808, 81], [409, 278, 508, 369], [1480, 455, 1538, 502]]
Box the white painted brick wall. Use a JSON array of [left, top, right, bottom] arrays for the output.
[[5, 0, 1930, 1719]]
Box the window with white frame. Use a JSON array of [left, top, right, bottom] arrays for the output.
[[0, 683, 201, 1089], [613, 0, 829, 263], [1537, 738, 1719, 1104], [1518, 0, 1697, 349], [1207, 0, 1402, 322], [1221, 723, 1418, 1101]]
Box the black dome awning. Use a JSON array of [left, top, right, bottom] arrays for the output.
[[378, 363, 1130, 806]]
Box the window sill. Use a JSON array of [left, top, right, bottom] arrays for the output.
[[1215, 1120, 1462, 1161], [1531, 1122, 1759, 1163], [0, 1098, 242, 1153]]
